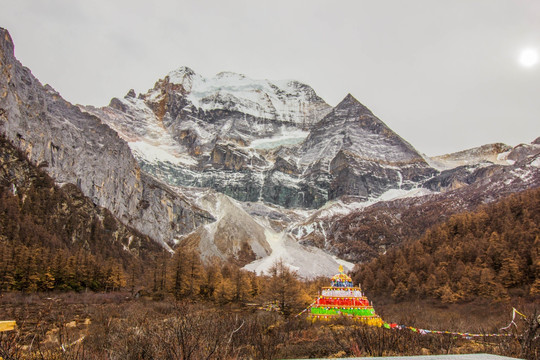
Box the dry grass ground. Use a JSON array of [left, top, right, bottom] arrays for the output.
[[0, 292, 537, 359], [373, 297, 534, 333]]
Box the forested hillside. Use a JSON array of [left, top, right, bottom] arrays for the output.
[[0, 135, 165, 292], [353, 187, 540, 302], [0, 135, 312, 314]]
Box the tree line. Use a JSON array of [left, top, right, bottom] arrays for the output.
[[0, 134, 320, 315], [3, 132, 538, 308], [149, 252, 315, 315]]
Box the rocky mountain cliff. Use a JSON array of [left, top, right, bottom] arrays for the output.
[[0, 28, 212, 249], [85, 74, 436, 209], [0, 28, 348, 276], [297, 94, 436, 201], [0, 134, 164, 262], [176, 189, 349, 277], [292, 139, 540, 262]]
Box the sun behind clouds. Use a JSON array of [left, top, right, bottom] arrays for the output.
[[519, 47, 539, 68]]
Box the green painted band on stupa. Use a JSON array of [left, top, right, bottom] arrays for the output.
[[310, 307, 375, 316]]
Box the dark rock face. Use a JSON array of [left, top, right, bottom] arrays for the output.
[[507, 143, 540, 162], [329, 151, 400, 200], [0, 28, 212, 248], [199, 170, 264, 202], [299, 94, 437, 203], [423, 163, 494, 192], [273, 156, 298, 174], [209, 143, 267, 171], [310, 148, 540, 263], [95, 87, 438, 209]]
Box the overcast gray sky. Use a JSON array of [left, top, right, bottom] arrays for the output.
[[1, 0, 539, 156]]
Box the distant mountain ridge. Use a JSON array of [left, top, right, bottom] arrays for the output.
[[294, 138, 540, 262], [428, 143, 513, 171]]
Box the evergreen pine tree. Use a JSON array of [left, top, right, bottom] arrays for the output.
[[263, 259, 308, 316]]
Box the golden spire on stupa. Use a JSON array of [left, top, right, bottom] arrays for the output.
[[331, 265, 353, 286]]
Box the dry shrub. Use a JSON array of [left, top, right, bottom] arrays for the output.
[[1, 292, 537, 359], [0, 331, 23, 360], [83, 302, 252, 359]]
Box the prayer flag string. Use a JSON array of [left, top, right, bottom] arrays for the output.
[[296, 300, 525, 339]]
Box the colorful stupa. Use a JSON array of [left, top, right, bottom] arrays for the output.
[[309, 265, 383, 326]]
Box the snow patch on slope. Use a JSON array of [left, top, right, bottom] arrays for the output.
[[83, 96, 200, 167], [291, 187, 436, 240], [180, 188, 352, 278], [243, 227, 354, 278], [129, 141, 197, 166], [249, 129, 309, 149], [313, 187, 435, 221], [377, 187, 435, 202]]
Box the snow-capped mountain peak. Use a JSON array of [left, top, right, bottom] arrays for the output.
[[167, 66, 197, 87], [156, 67, 332, 126]]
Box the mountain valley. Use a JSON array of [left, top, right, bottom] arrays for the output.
[[1, 27, 539, 278]]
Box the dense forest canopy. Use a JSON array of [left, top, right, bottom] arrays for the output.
[[353, 187, 540, 302]]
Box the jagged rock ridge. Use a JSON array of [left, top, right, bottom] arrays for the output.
[[86, 75, 437, 209], [298, 94, 436, 202]]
